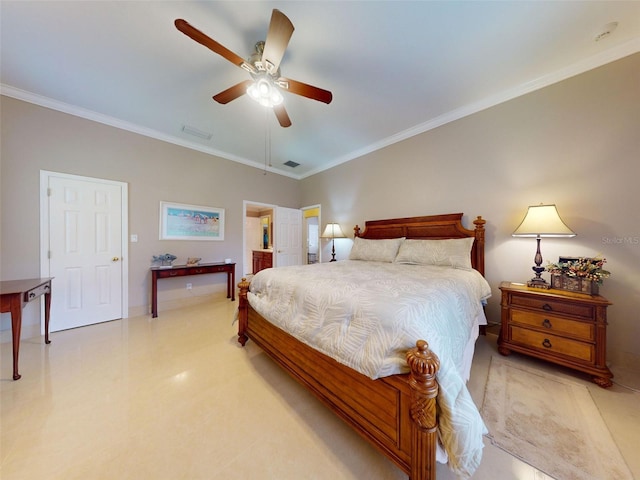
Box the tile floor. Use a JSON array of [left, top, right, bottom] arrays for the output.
[[1, 299, 638, 479]]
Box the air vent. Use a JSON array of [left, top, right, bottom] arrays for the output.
[[284, 160, 300, 168], [594, 22, 618, 42], [181, 125, 213, 140]]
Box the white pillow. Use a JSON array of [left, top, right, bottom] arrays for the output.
[[394, 237, 475, 270], [349, 237, 405, 263]]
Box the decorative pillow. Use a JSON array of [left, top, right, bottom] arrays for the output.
[[394, 237, 475, 270], [348, 237, 405, 263]]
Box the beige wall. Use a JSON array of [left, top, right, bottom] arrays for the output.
[[1, 97, 300, 326], [1, 53, 638, 367], [301, 53, 640, 367]]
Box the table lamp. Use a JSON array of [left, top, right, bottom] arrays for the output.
[[512, 204, 576, 288], [321, 223, 346, 262]]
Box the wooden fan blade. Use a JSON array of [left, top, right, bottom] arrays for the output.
[[175, 19, 249, 69], [212, 80, 253, 104], [273, 104, 292, 128], [261, 10, 294, 73], [281, 78, 333, 104]]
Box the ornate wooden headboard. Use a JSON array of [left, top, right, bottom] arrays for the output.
[[353, 213, 486, 276]]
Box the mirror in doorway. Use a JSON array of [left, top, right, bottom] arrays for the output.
[[260, 215, 271, 249]]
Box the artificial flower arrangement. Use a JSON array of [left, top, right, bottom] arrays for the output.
[[546, 257, 611, 285]]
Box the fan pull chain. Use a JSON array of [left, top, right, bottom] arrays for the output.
[[263, 108, 268, 175], [263, 108, 272, 175]]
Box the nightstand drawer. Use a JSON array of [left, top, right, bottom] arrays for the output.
[[511, 310, 594, 341], [510, 293, 593, 319], [510, 326, 594, 362]]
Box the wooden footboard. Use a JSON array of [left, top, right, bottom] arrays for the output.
[[237, 279, 440, 480]]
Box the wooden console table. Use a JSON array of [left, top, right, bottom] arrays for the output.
[[150, 263, 235, 318], [0, 278, 53, 380]]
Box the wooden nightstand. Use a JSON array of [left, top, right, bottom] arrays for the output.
[[498, 281, 613, 388]]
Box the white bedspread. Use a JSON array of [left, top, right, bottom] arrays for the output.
[[248, 260, 491, 477]]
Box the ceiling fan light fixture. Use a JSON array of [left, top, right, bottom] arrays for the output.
[[247, 77, 283, 107], [270, 89, 283, 105]]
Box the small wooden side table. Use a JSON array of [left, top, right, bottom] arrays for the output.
[[498, 281, 613, 388], [0, 278, 53, 380]]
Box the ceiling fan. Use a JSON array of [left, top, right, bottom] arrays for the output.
[[175, 9, 332, 128]]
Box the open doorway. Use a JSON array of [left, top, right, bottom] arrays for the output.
[[302, 205, 321, 264], [243, 202, 320, 276]]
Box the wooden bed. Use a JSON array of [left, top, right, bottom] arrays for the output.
[[237, 213, 486, 480]]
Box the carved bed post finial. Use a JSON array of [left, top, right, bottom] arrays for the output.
[[473, 216, 486, 277], [354, 225, 361, 238], [237, 277, 251, 346], [473, 216, 486, 240], [406, 340, 440, 480], [406, 340, 440, 431]]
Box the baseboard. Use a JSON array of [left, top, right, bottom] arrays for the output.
[[1, 290, 232, 344], [608, 349, 640, 373], [136, 288, 231, 317], [485, 322, 501, 336], [0, 323, 41, 344]]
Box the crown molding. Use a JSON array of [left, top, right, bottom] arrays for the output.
[[300, 38, 640, 179], [3, 37, 638, 182], [0, 85, 300, 180]]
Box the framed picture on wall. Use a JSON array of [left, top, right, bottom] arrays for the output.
[[159, 201, 225, 241]]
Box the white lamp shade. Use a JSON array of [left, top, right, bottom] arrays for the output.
[[321, 223, 346, 239], [512, 204, 576, 238]]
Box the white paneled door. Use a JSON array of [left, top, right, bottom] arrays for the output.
[[42, 172, 127, 332], [275, 207, 303, 267]]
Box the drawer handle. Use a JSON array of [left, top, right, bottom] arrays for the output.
[[542, 338, 552, 348], [542, 319, 552, 329], [169, 272, 178, 276], [195, 269, 203, 273], [542, 303, 553, 312]]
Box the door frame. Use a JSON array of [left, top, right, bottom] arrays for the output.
[[39, 170, 129, 332]]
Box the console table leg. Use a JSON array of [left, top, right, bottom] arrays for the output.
[[151, 271, 158, 318], [231, 271, 235, 301], [44, 291, 52, 344], [10, 297, 22, 380]]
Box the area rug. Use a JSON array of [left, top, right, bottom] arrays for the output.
[[481, 356, 633, 480]]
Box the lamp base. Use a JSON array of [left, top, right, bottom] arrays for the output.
[[329, 239, 337, 262], [528, 248, 549, 288], [527, 277, 551, 289]]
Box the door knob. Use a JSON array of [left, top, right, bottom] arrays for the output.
[[112, 257, 120, 262]]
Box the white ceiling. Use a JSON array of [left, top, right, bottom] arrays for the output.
[[2, 1, 639, 179]]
